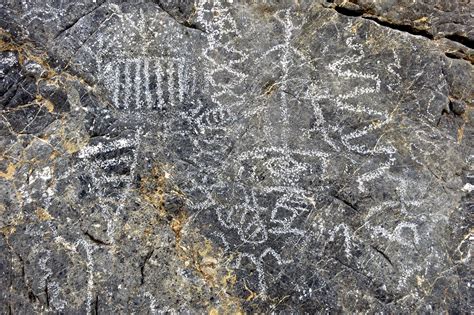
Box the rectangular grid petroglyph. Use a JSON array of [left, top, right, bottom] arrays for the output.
[[104, 57, 196, 111]]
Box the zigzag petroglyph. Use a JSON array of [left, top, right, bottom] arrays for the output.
[[185, 5, 332, 297], [175, 5, 419, 299]]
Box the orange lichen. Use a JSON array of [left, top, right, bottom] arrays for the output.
[[36, 207, 53, 221], [0, 28, 57, 79], [457, 124, 464, 143], [140, 164, 243, 312], [0, 162, 16, 180], [140, 165, 171, 216], [35, 95, 55, 112], [244, 280, 258, 301], [0, 226, 16, 236]]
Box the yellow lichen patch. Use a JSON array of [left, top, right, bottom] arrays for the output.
[[139, 164, 189, 243], [2, 28, 103, 97], [35, 95, 54, 112], [49, 151, 60, 160], [170, 211, 188, 243], [413, 16, 429, 24], [209, 308, 219, 315], [0, 28, 57, 79], [200, 255, 219, 280], [178, 238, 243, 313], [0, 29, 26, 62], [371, 119, 383, 128], [412, 17, 431, 30], [351, 20, 363, 34], [244, 280, 258, 301], [0, 226, 16, 236], [253, 3, 277, 19], [140, 165, 171, 216], [56, 123, 89, 154], [221, 265, 237, 289], [457, 106, 470, 144], [263, 80, 278, 96], [140, 164, 243, 312], [62, 138, 85, 154], [415, 274, 430, 295], [142, 227, 153, 240], [0, 206, 24, 237], [457, 124, 464, 143], [416, 275, 424, 287], [36, 207, 53, 221], [0, 162, 16, 180]]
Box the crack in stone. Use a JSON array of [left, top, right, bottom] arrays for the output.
[[331, 193, 360, 214], [155, 1, 207, 34], [329, 4, 473, 63], [370, 245, 394, 267], [444, 33, 474, 50], [83, 231, 111, 246], [140, 249, 154, 285], [53, 1, 107, 40]]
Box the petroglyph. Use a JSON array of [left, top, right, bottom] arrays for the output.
[[101, 57, 196, 111], [2, 0, 471, 313], [73, 128, 142, 242], [34, 249, 67, 312], [166, 3, 411, 298]]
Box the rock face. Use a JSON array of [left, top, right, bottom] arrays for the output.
[[0, 0, 472, 313]]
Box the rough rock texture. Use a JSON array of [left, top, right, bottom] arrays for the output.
[[0, 0, 472, 313]]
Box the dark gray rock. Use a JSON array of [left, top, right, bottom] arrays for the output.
[[325, 0, 474, 41], [450, 99, 467, 115], [0, 0, 472, 313]]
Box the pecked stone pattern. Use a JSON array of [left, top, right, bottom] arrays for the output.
[[0, 0, 472, 313]]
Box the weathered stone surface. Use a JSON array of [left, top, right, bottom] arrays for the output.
[[326, 0, 474, 40], [0, 0, 472, 313]]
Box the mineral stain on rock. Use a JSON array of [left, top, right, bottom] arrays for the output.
[[0, 0, 472, 313]]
